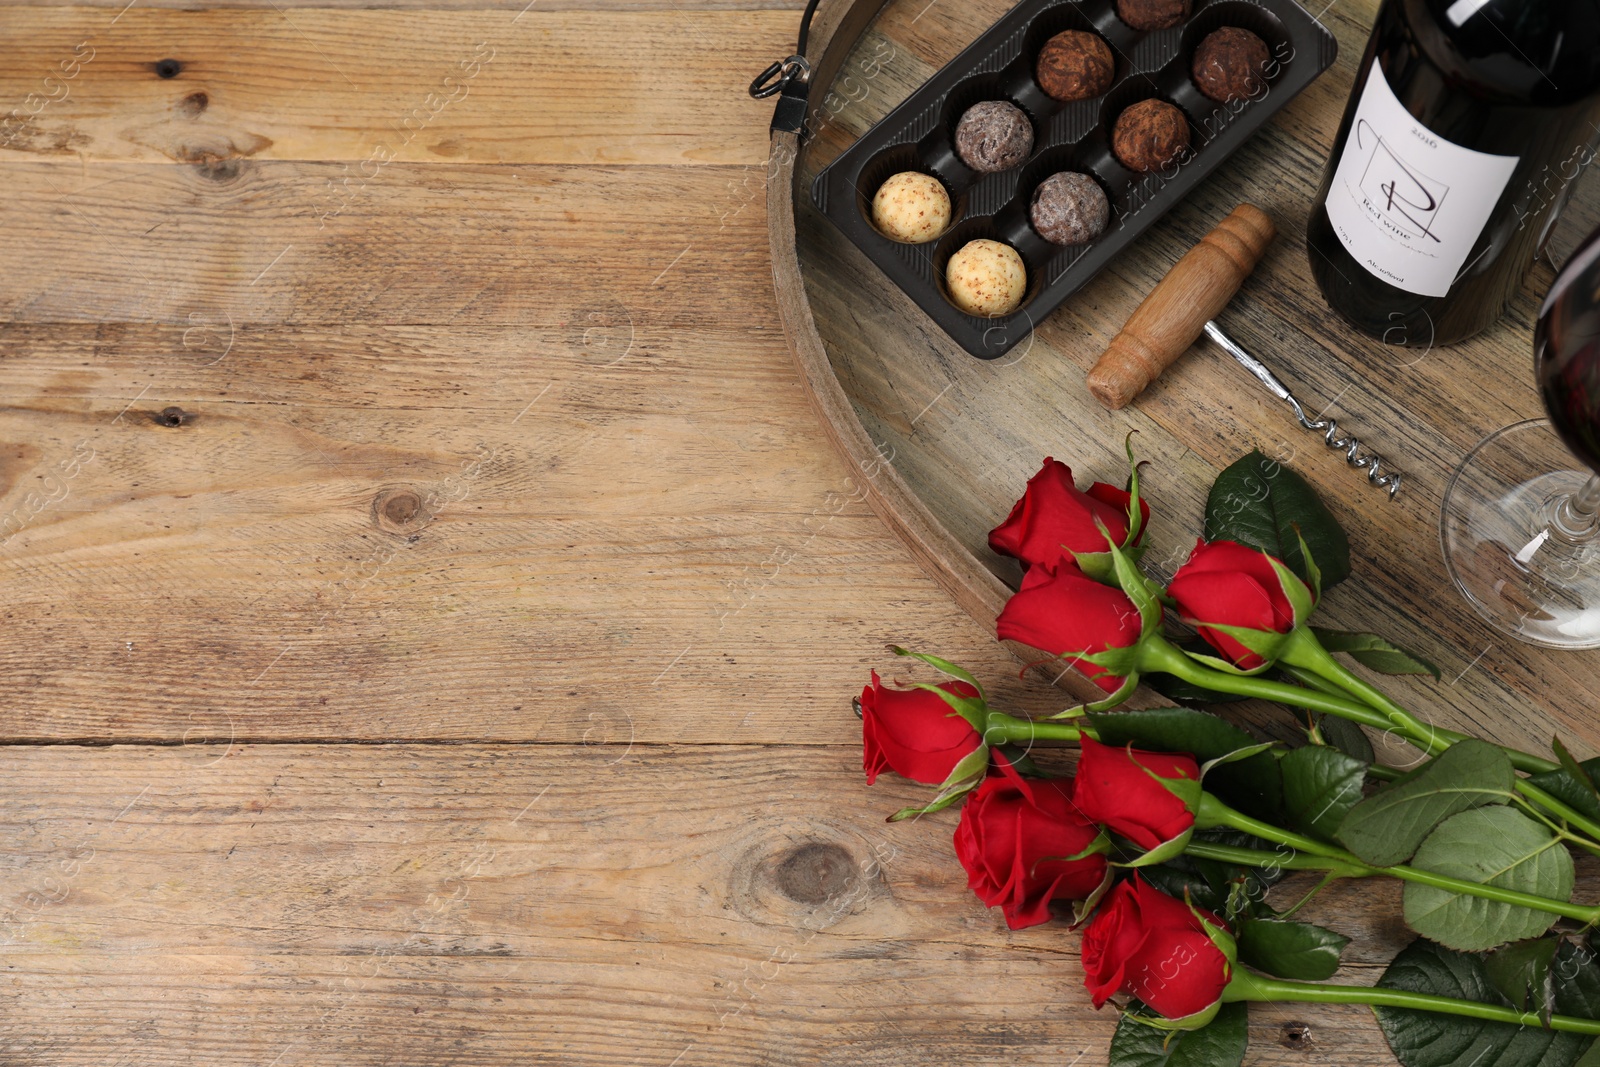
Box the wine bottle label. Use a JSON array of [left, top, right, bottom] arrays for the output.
[[1324, 62, 1519, 297]]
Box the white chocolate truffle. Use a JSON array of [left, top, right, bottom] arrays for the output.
[[871, 171, 952, 243], [945, 239, 1026, 316]]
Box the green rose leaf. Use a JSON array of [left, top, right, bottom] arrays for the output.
[[1402, 807, 1575, 952], [1317, 713, 1376, 763], [1338, 739, 1515, 867], [1311, 628, 1442, 679], [1527, 755, 1600, 827], [1376, 939, 1596, 1067], [1484, 938, 1560, 1014], [1482, 937, 1600, 1023], [1088, 707, 1282, 822], [1109, 1000, 1248, 1067], [1281, 745, 1368, 842], [1139, 864, 1227, 916], [1236, 917, 1350, 980], [1203, 451, 1351, 589]]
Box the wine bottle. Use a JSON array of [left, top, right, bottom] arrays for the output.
[[1305, 0, 1600, 347]]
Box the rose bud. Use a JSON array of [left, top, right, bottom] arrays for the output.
[[995, 563, 1147, 693], [988, 458, 1149, 572], [1081, 874, 1234, 1026], [1071, 736, 1200, 852], [861, 670, 983, 786], [953, 761, 1109, 930], [1167, 539, 1315, 669]]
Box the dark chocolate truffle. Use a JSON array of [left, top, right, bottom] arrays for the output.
[[1031, 172, 1110, 245], [1035, 30, 1115, 102], [1112, 98, 1190, 172], [955, 101, 1034, 174], [1192, 27, 1271, 103], [1116, 0, 1189, 30]]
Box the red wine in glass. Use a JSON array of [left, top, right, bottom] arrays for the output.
[[1539, 229, 1600, 479], [1441, 227, 1600, 648]]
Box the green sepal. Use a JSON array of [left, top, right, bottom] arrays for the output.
[[1291, 527, 1324, 602], [1119, 826, 1196, 869], [886, 743, 989, 822], [1200, 742, 1279, 777], [1188, 621, 1291, 663], [1046, 670, 1141, 718], [1069, 865, 1117, 927], [1265, 553, 1318, 628], [1108, 536, 1164, 635], [1127, 999, 1225, 1033], [1061, 829, 1116, 864], [888, 646, 985, 700], [1124, 432, 1148, 548], [1073, 549, 1119, 586], [904, 682, 988, 735], [1162, 639, 1276, 678]]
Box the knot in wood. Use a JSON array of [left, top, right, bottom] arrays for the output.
[[773, 842, 857, 905], [1279, 1022, 1313, 1051], [372, 487, 430, 535], [154, 58, 182, 79]]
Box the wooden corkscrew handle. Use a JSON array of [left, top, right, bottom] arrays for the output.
[[1086, 203, 1276, 410]]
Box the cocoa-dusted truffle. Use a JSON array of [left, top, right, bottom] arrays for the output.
[[1116, 0, 1189, 30], [1031, 172, 1110, 245], [955, 101, 1034, 174], [1192, 27, 1271, 103], [872, 171, 952, 243], [1035, 30, 1115, 102], [1112, 98, 1191, 172], [945, 239, 1026, 316]]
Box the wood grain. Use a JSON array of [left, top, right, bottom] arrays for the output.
[[0, 8, 791, 165], [0, 744, 1440, 1066], [2, 0, 1589, 1061]]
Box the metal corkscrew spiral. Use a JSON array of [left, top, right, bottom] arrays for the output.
[[1203, 322, 1402, 498]]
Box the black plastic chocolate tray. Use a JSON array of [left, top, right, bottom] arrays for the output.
[[811, 0, 1337, 359]]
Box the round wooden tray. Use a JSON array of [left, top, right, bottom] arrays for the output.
[[768, 0, 1600, 745]]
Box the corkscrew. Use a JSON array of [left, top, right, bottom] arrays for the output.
[[1085, 204, 1402, 499]]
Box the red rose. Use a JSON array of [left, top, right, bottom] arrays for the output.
[[1081, 874, 1232, 1021], [988, 458, 1149, 571], [1071, 736, 1199, 851], [953, 759, 1108, 930], [861, 670, 983, 786], [1167, 539, 1313, 668], [995, 563, 1147, 693]]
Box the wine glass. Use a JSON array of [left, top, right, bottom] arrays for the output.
[[1441, 226, 1600, 649]]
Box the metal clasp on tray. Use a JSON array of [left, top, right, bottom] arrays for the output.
[[749, 54, 812, 98]]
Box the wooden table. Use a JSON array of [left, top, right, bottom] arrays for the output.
[[0, 0, 1591, 1065]]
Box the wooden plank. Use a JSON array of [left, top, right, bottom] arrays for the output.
[[0, 8, 791, 165], [788, 0, 1600, 765], [0, 316, 1096, 742], [24, 0, 807, 8], [0, 743, 1425, 1065], [0, 162, 774, 325]]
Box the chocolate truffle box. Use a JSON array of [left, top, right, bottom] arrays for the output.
[[812, 0, 1335, 359]]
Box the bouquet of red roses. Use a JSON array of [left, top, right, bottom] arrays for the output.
[[856, 446, 1600, 1067]]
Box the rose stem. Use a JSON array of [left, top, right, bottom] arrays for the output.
[[1190, 801, 1600, 925], [986, 712, 1084, 745], [1222, 972, 1600, 1035], [1276, 642, 1600, 847], [1276, 628, 1557, 775], [1140, 634, 1600, 843]]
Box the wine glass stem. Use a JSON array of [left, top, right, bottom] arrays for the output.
[[1554, 474, 1600, 538]]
